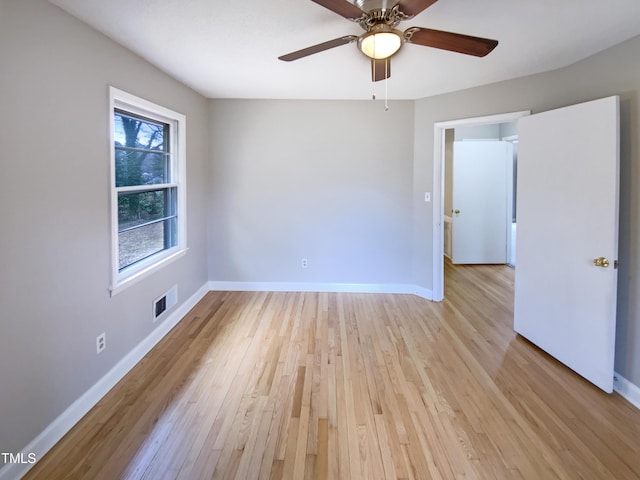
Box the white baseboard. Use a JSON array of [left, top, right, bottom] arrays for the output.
[[614, 372, 640, 409], [208, 281, 433, 300], [0, 283, 209, 480], [1, 281, 434, 479], [1, 279, 433, 480], [4, 278, 634, 480]]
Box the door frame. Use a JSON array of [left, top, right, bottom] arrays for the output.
[[432, 110, 530, 301], [502, 134, 519, 267]]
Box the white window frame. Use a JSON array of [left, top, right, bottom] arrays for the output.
[[109, 87, 187, 295]]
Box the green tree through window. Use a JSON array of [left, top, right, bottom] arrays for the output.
[[109, 87, 186, 294]]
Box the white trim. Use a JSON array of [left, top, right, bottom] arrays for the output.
[[109, 248, 188, 297], [505, 141, 515, 267], [208, 281, 433, 300], [614, 372, 640, 409], [0, 283, 210, 480], [109, 86, 187, 293], [3, 282, 634, 480], [432, 110, 530, 301]]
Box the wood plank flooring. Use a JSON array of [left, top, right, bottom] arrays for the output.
[[25, 263, 640, 479]]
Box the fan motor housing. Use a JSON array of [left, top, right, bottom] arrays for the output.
[[358, 6, 411, 30]]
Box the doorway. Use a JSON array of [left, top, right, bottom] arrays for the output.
[[432, 111, 530, 301], [444, 125, 517, 267], [433, 98, 620, 393]]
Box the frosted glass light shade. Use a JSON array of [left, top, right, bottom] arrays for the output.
[[359, 30, 402, 59]]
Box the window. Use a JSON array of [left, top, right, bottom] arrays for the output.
[[109, 87, 186, 294]]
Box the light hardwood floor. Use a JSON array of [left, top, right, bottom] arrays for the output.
[[26, 262, 640, 479]]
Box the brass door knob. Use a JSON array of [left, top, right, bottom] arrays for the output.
[[593, 257, 610, 268], [454, 209, 461, 214]]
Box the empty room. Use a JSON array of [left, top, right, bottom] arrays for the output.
[[2, 0, 640, 478]]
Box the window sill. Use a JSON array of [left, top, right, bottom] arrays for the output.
[[109, 248, 188, 297]]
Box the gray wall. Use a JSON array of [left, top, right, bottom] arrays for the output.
[[454, 124, 500, 141], [2, 0, 640, 467], [0, 0, 209, 458], [413, 34, 640, 386], [208, 99, 415, 286]]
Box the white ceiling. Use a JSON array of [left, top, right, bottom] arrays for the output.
[[49, 0, 640, 100]]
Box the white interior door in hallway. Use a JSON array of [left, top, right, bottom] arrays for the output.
[[452, 140, 512, 264]]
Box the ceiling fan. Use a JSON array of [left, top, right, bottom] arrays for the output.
[[278, 0, 498, 82]]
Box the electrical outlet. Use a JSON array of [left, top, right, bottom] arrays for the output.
[[96, 333, 106, 354], [301, 258, 308, 268]]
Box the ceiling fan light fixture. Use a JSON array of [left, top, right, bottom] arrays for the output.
[[358, 26, 402, 59]]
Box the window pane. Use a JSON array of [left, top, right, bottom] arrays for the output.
[[114, 110, 169, 187], [118, 222, 165, 270], [118, 217, 178, 270], [115, 149, 168, 187], [111, 90, 184, 287], [118, 189, 174, 230], [114, 111, 167, 151]]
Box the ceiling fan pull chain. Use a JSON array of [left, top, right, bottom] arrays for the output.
[[384, 61, 389, 111], [372, 55, 377, 100]]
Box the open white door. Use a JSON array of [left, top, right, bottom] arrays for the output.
[[515, 96, 619, 392], [452, 141, 511, 264]]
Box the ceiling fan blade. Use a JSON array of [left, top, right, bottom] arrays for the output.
[[396, 0, 439, 17], [278, 35, 358, 62], [371, 58, 390, 82], [405, 27, 498, 57], [311, 0, 365, 20]]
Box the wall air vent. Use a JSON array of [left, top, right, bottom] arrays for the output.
[[155, 296, 166, 318], [153, 285, 177, 322]]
